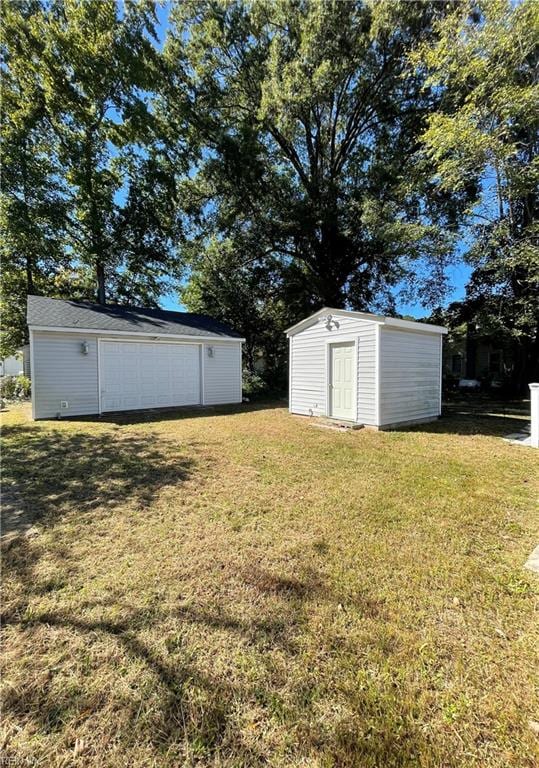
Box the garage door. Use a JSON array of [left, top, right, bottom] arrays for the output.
[[100, 341, 201, 412]]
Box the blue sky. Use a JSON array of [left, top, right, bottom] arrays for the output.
[[154, 3, 471, 319], [396, 263, 470, 318]]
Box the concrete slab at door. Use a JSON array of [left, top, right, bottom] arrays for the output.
[[330, 342, 355, 421]]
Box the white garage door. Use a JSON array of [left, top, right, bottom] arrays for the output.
[[100, 341, 201, 412]]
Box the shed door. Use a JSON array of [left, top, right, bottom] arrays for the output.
[[100, 341, 201, 412], [329, 342, 355, 420]]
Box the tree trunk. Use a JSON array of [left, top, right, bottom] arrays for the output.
[[21, 148, 35, 296], [96, 262, 106, 304], [313, 214, 355, 308], [26, 253, 35, 296], [84, 127, 107, 305], [313, 247, 348, 307]]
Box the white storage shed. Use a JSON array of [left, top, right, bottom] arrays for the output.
[[27, 296, 244, 419], [286, 308, 447, 429]]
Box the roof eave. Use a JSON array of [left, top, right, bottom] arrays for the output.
[[383, 318, 448, 335], [28, 324, 246, 342], [285, 307, 385, 336], [285, 307, 447, 336]]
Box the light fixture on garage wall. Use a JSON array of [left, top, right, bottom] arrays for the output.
[[207, 346, 214, 358], [81, 341, 89, 355]]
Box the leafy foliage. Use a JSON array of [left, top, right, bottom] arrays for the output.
[[1, 0, 72, 356], [1, 0, 536, 391], [416, 0, 539, 389], [182, 237, 314, 385], [165, 0, 474, 383], [1, 0, 185, 355], [169, 0, 468, 304]]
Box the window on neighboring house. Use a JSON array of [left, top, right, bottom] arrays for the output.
[[489, 350, 503, 374], [451, 354, 463, 375]]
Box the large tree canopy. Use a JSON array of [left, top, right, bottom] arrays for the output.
[[1, 0, 185, 355], [165, 0, 469, 317], [2, 0, 535, 392], [1, 0, 73, 356], [417, 0, 539, 389]]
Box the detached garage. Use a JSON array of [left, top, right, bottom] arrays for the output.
[[27, 296, 244, 419], [286, 307, 447, 430]]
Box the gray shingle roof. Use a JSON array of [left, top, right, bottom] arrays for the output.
[[27, 296, 243, 339]]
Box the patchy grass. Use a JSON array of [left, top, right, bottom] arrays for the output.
[[1, 402, 538, 767]]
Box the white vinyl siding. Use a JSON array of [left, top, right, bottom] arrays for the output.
[[357, 324, 377, 425], [379, 328, 441, 426], [203, 342, 242, 405], [33, 331, 99, 418], [289, 316, 377, 425], [31, 331, 242, 419]]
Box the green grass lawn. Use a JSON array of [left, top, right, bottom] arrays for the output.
[[1, 402, 538, 767]]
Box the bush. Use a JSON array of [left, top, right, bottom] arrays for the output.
[[0, 376, 17, 399], [0, 374, 31, 401], [242, 369, 288, 400], [242, 370, 268, 398], [15, 374, 31, 399]]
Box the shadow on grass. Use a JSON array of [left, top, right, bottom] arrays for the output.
[[1, 563, 314, 761], [1, 585, 429, 765], [65, 399, 286, 427], [401, 399, 531, 438], [1, 411, 456, 764], [2, 423, 197, 522], [1, 607, 237, 757], [1, 421, 199, 594], [408, 412, 529, 438]]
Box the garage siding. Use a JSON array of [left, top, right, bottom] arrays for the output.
[[379, 328, 441, 426], [32, 331, 99, 418], [289, 316, 377, 425], [203, 342, 242, 405], [31, 331, 242, 419]]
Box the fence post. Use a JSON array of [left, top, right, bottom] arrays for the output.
[[530, 383, 539, 448]]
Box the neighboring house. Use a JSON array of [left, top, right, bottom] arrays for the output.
[[27, 296, 244, 419], [286, 308, 447, 430], [0, 354, 24, 377], [443, 323, 514, 386]]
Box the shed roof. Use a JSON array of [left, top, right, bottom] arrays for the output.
[[285, 307, 447, 336], [27, 296, 244, 340]]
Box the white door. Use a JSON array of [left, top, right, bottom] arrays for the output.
[[100, 341, 201, 412], [329, 342, 355, 420]]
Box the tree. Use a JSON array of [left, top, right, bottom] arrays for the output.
[[415, 0, 539, 390], [37, 0, 182, 304], [164, 0, 469, 318], [0, 0, 71, 355], [1, 0, 189, 354], [182, 236, 314, 388]]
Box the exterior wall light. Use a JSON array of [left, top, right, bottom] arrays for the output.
[[207, 346, 214, 358], [81, 341, 89, 355], [321, 314, 338, 330]]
